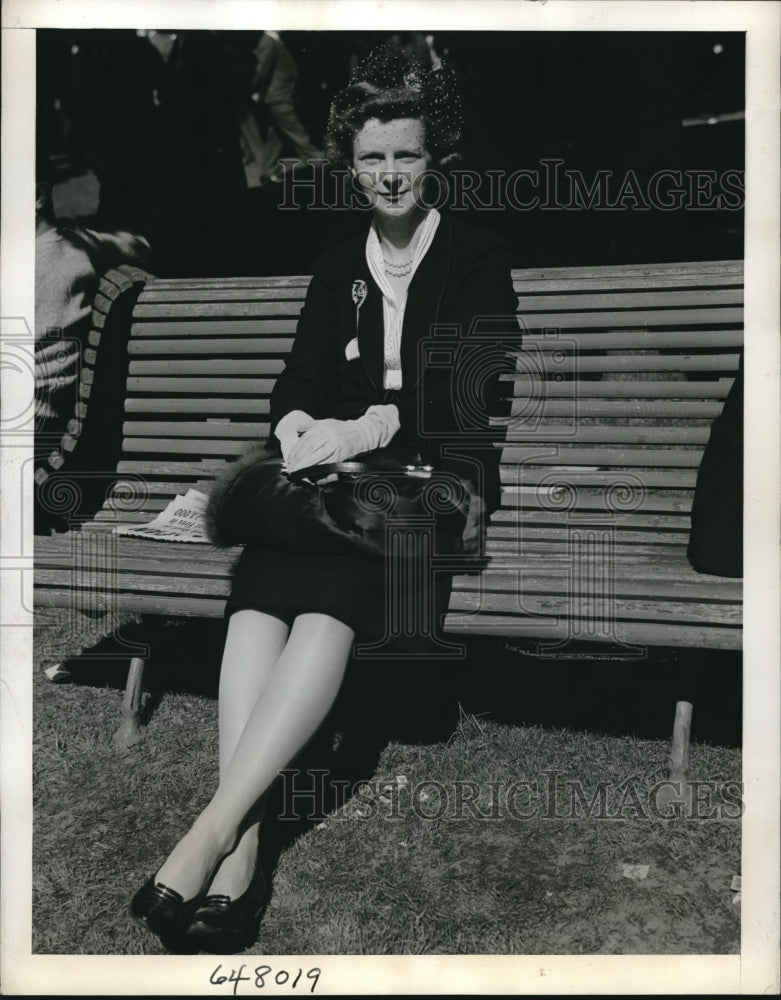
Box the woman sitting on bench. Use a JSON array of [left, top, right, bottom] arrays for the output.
[[130, 43, 517, 952]]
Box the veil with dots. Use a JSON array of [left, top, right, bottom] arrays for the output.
[[325, 42, 464, 171]]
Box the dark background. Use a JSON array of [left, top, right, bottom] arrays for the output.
[[37, 29, 745, 277]]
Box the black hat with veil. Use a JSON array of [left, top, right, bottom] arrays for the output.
[[325, 41, 464, 171]]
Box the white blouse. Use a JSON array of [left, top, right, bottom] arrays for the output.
[[365, 208, 441, 390]]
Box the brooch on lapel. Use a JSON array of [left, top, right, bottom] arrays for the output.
[[350, 281, 368, 350], [351, 279, 367, 306], [351, 278, 367, 317], [351, 280, 367, 335]]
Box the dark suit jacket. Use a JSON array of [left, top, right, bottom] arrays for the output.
[[269, 213, 520, 512]]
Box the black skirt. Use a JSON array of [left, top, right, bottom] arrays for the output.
[[225, 544, 456, 654]]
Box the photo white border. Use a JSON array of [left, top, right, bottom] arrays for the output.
[[2, 1, 779, 994]]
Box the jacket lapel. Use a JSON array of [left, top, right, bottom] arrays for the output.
[[354, 254, 384, 395], [400, 216, 452, 393]]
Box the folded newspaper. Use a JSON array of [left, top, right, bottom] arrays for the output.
[[114, 488, 211, 543]]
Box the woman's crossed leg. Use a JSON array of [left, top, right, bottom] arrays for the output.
[[153, 609, 355, 902]]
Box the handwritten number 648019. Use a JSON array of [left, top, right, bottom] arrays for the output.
[[209, 964, 321, 995]]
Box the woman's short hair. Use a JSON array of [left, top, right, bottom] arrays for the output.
[[326, 43, 463, 171]]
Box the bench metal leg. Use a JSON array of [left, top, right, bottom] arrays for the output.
[[669, 700, 693, 781], [113, 656, 147, 748], [654, 699, 694, 815]]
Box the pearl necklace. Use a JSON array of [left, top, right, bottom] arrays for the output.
[[382, 256, 414, 276]]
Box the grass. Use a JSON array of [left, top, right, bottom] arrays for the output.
[[32, 608, 741, 955]]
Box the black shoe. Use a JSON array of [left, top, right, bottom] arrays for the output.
[[185, 870, 269, 953], [130, 877, 204, 940]]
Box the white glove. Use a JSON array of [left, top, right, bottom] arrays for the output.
[[285, 404, 400, 473], [274, 410, 315, 466]]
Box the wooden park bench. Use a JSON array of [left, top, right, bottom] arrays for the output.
[[33, 259, 743, 754]]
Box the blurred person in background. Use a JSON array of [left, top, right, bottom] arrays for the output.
[[239, 30, 323, 186], [34, 181, 150, 530]]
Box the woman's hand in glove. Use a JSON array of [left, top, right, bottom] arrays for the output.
[[275, 411, 316, 467], [285, 418, 367, 473]]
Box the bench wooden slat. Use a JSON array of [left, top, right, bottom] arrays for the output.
[[499, 447, 704, 467], [518, 307, 742, 329], [501, 487, 693, 513], [442, 614, 741, 650], [117, 459, 232, 476], [487, 527, 690, 545], [35, 534, 233, 558], [507, 399, 724, 419], [510, 354, 740, 373], [148, 276, 311, 289], [140, 287, 309, 302], [36, 567, 233, 595], [512, 274, 744, 293], [474, 552, 736, 574], [516, 288, 743, 312], [128, 360, 285, 376], [505, 426, 710, 445], [127, 377, 276, 394], [122, 421, 268, 438], [35, 535, 235, 564], [453, 568, 741, 597], [448, 590, 741, 625], [523, 330, 742, 350], [501, 467, 699, 487], [108, 480, 214, 498], [505, 379, 733, 398], [134, 301, 303, 318], [130, 320, 299, 336], [36, 588, 229, 619], [123, 438, 257, 456], [97, 501, 168, 516], [128, 338, 294, 356], [492, 509, 691, 529], [512, 260, 742, 281], [484, 544, 690, 560], [126, 398, 270, 414]]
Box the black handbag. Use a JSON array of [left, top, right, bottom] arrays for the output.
[[205, 440, 483, 560]]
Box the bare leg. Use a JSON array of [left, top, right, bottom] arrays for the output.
[[204, 610, 289, 896], [154, 612, 354, 900]]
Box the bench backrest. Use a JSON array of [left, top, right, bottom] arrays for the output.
[[80, 260, 741, 522], [36, 258, 743, 650]]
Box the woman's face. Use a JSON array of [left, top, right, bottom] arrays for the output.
[[351, 117, 431, 220]]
